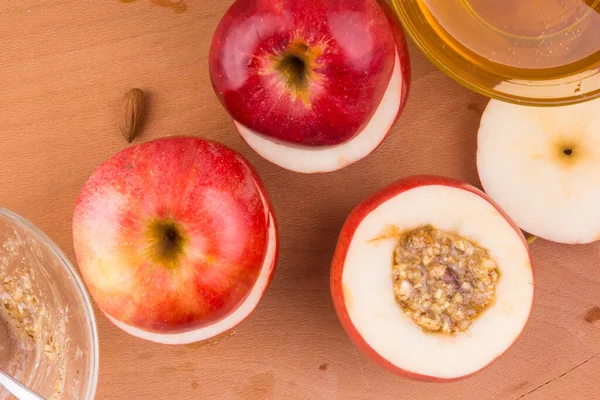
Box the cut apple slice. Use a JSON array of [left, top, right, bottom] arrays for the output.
[[331, 176, 533, 381], [236, 50, 405, 174], [477, 98, 600, 244]]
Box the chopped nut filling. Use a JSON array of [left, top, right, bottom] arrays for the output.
[[1, 275, 41, 345], [392, 225, 500, 334], [1, 239, 67, 399]]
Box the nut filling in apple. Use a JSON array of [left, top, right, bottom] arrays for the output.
[[392, 225, 500, 334], [331, 177, 534, 380]]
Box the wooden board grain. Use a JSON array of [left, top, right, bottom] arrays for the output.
[[1, 1, 599, 399]]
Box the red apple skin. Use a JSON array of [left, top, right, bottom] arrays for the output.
[[232, 4, 411, 174], [379, 0, 411, 126], [330, 175, 534, 381], [73, 137, 278, 334], [209, 0, 397, 146]]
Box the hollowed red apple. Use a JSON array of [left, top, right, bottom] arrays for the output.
[[209, 0, 410, 173], [73, 137, 278, 344], [331, 176, 534, 381]]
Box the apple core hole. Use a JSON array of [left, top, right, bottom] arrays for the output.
[[277, 55, 308, 88], [563, 148, 573, 156], [146, 219, 188, 268], [164, 225, 181, 246]]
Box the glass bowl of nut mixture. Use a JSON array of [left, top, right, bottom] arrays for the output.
[[0, 208, 98, 400]]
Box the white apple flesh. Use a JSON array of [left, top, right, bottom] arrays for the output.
[[331, 176, 534, 380], [477, 98, 600, 244]]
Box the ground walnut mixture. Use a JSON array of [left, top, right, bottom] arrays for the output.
[[1, 268, 64, 399], [392, 225, 500, 334], [1, 275, 41, 346]]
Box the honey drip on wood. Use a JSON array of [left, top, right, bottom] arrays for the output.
[[120, 0, 187, 13]]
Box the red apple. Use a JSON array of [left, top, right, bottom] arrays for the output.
[[331, 176, 534, 381], [209, 0, 410, 173], [72, 137, 278, 344]]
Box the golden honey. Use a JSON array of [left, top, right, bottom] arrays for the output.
[[395, 0, 600, 81]]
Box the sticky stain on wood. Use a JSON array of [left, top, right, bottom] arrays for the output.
[[508, 380, 530, 392], [184, 341, 209, 350], [184, 330, 236, 349], [158, 363, 195, 375], [233, 371, 275, 400], [319, 363, 328, 371], [137, 352, 154, 360], [467, 103, 484, 115], [119, 0, 187, 13], [584, 307, 600, 325]]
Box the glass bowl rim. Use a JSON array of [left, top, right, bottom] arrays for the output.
[[392, 1, 600, 106], [0, 207, 99, 400]]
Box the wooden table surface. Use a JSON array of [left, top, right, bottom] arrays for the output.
[[1, 1, 600, 399]]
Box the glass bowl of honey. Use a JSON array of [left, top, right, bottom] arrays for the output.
[[392, 0, 600, 105]]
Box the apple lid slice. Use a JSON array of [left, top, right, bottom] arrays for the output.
[[477, 98, 600, 244], [331, 176, 534, 381]]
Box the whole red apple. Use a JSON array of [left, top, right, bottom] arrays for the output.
[[209, 0, 410, 173], [331, 176, 534, 380], [73, 137, 278, 344]]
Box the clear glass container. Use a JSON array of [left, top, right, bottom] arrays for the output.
[[0, 208, 98, 399], [392, 0, 600, 105]]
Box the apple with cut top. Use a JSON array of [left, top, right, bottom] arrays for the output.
[[72, 137, 278, 344], [209, 0, 410, 173], [331, 176, 534, 380]]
